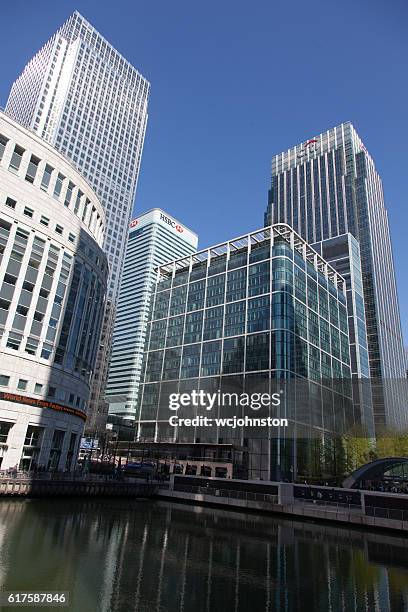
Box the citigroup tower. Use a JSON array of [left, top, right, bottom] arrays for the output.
[[265, 123, 406, 429]]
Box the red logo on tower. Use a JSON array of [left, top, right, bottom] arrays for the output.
[[129, 219, 138, 228], [297, 138, 319, 159], [160, 212, 184, 233]]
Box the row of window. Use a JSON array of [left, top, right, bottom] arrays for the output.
[[0, 373, 85, 408], [0, 133, 103, 243], [157, 242, 344, 298], [142, 332, 351, 383], [0, 217, 105, 382], [0, 421, 78, 471], [3, 195, 76, 243], [151, 275, 348, 335]]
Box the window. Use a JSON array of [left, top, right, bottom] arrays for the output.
[[3, 273, 17, 285], [203, 306, 224, 340], [181, 344, 200, 378], [25, 338, 39, 355], [169, 285, 187, 316], [22, 280, 35, 293], [226, 268, 247, 302], [33, 311, 44, 322], [48, 386, 56, 398], [16, 305, 28, 316], [23, 206, 34, 218], [0, 298, 10, 311], [0, 134, 8, 161], [6, 332, 22, 350], [55, 224, 63, 235], [222, 337, 245, 374], [0, 422, 12, 444], [5, 197, 16, 209], [41, 164, 53, 191], [162, 347, 182, 380], [24, 425, 43, 448], [17, 379, 28, 391], [248, 262, 270, 297], [0, 375, 10, 387], [247, 296, 270, 333], [246, 333, 270, 371], [9, 145, 25, 173], [41, 344, 53, 359], [224, 301, 246, 337], [68, 233, 76, 243], [34, 383, 43, 394], [40, 215, 49, 226], [187, 280, 205, 311], [200, 341, 221, 376], [25, 155, 40, 183], [206, 274, 225, 307], [53, 173, 65, 199], [74, 190, 83, 214], [64, 181, 75, 207], [183, 311, 203, 344]]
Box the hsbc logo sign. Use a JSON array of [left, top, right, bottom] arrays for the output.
[[129, 212, 187, 236], [160, 213, 184, 233]]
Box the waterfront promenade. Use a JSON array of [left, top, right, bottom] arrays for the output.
[[1, 470, 408, 533], [0, 472, 157, 498], [157, 475, 408, 533]]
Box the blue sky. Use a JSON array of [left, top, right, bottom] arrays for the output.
[[1, 0, 407, 342]]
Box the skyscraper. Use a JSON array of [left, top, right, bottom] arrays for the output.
[[6, 11, 150, 431], [106, 209, 198, 420], [264, 122, 406, 429]]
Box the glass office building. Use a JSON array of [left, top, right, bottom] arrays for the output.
[[313, 233, 374, 436], [264, 123, 406, 429], [6, 11, 150, 431], [137, 224, 355, 480], [106, 209, 198, 420]]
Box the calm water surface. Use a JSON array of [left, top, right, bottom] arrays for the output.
[[0, 498, 407, 612]]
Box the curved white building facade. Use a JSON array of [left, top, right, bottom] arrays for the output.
[[0, 112, 108, 471]]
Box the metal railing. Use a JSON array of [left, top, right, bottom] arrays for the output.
[[172, 484, 408, 523], [173, 484, 279, 504], [0, 471, 147, 483]]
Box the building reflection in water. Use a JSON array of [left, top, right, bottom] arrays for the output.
[[0, 499, 407, 612]]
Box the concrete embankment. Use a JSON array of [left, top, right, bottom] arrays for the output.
[[157, 476, 408, 533], [0, 475, 156, 498]]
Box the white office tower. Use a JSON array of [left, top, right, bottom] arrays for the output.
[[106, 209, 198, 420], [6, 11, 150, 431]]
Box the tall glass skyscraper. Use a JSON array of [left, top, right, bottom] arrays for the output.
[[106, 209, 198, 420], [6, 11, 150, 430], [264, 123, 406, 429]]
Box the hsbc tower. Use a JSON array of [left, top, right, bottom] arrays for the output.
[[106, 209, 198, 420]]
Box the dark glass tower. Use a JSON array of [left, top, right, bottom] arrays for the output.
[[264, 122, 406, 429]]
